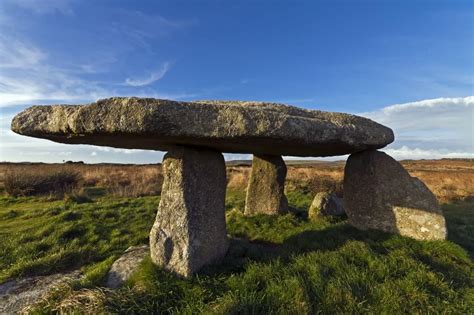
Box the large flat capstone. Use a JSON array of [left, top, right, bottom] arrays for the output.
[[11, 97, 394, 157]]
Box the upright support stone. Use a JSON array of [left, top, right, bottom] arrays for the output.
[[149, 147, 229, 277], [244, 154, 288, 216], [344, 150, 447, 240]]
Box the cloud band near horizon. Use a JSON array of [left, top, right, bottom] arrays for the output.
[[1, 96, 472, 163], [361, 96, 473, 160]]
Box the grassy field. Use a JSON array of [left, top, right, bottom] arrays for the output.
[[0, 160, 473, 313]]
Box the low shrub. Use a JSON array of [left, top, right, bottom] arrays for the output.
[[64, 189, 93, 204], [4, 168, 81, 197]]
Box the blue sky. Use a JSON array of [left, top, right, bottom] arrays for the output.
[[0, 0, 473, 163]]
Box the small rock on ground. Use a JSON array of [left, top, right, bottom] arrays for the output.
[[309, 192, 345, 220], [105, 245, 149, 289]]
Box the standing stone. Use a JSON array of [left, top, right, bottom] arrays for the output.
[[344, 150, 447, 240], [149, 147, 229, 277], [244, 155, 288, 216], [308, 192, 345, 220]]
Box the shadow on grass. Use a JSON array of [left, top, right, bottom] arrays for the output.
[[442, 200, 474, 258], [118, 224, 393, 314], [100, 203, 474, 314], [204, 200, 474, 278], [202, 223, 392, 276]]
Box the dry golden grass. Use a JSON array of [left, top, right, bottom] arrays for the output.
[[83, 165, 162, 197], [225, 159, 473, 203], [0, 163, 163, 198], [3, 167, 80, 197], [402, 159, 474, 202], [226, 166, 251, 189], [25, 284, 109, 315], [0, 159, 472, 202]]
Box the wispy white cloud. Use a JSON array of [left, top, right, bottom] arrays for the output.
[[361, 96, 474, 159], [124, 62, 171, 87], [0, 35, 111, 107], [108, 10, 197, 51], [3, 0, 75, 15], [0, 39, 191, 107], [75, 54, 119, 74], [0, 35, 46, 68], [0, 3, 200, 108]]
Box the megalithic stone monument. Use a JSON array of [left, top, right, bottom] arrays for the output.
[[11, 97, 446, 276]]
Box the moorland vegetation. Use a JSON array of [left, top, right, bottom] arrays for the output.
[[0, 159, 472, 313]]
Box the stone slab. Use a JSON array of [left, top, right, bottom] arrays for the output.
[[11, 97, 394, 157]]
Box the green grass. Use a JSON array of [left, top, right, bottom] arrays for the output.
[[225, 188, 247, 212], [0, 195, 159, 283], [0, 193, 473, 314], [443, 200, 474, 258]]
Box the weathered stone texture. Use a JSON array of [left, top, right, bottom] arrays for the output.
[[11, 97, 394, 157], [308, 192, 345, 220], [244, 155, 288, 216], [106, 245, 149, 288], [149, 147, 229, 277], [0, 271, 81, 314], [343, 150, 446, 240]]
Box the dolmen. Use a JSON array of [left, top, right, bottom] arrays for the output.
[[11, 97, 447, 277]]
